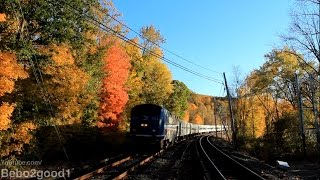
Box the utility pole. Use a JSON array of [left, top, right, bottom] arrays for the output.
[[295, 73, 307, 157], [309, 74, 320, 152], [218, 110, 223, 138], [223, 72, 236, 148], [213, 97, 218, 137]]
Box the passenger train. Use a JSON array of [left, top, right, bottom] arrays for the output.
[[130, 104, 223, 148]]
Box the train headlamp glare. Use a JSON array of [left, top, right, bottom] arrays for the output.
[[152, 129, 156, 132], [140, 123, 148, 127]]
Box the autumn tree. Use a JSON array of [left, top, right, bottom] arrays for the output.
[[139, 26, 173, 106], [166, 80, 191, 119], [125, 38, 144, 112], [233, 47, 320, 156], [0, 13, 5, 22], [0, 52, 36, 157], [40, 44, 90, 125], [0, 0, 123, 160], [98, 39, 131, 128], [0, 52, 28, 129], [141, 54, 173, 105], [250, 48, 313, 106], [184, 93, 218, 125], [283, 1, 320, 149], [140, 25, 165, 55], [236, 49, 300, 138], [0, 0, 95, 50], [0, 0, 104, 123], [123, 26, 175, 125]]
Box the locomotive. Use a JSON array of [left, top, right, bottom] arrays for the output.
[[130, 104, 218, 148]]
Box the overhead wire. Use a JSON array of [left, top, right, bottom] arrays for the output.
[[54, 0, 224, 84], [100, 6, 222, 75]]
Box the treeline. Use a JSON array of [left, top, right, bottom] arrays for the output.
[[0, 0, 191, 160], [182, 0, 320, 161], [233, 47, 319, 160], [226, 0, 320, 161], [186, 50, 320, 161], [183, 94, 227, 126]]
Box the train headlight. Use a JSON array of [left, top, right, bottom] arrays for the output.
[[152, 129, 156, 132], [140, 123, 148, 127]]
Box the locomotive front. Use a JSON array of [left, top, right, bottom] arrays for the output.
[[130, 104, 166, 145]]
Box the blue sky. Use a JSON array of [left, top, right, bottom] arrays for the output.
[[113, 0, 293, 96]]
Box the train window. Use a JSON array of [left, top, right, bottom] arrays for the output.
[[131, 105, 161, 117]]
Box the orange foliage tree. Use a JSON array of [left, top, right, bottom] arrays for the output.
[[0, 52, 36, 157], [194, 114, 204, 124], [0, 52, 28, 130], [185, 94, 217, 125], [0, 13, 6, 22], [0, 102, 14, 131], [98, 40, 131, 128]]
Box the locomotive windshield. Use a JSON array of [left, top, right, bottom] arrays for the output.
[[131, 104, 161, 120], [130, 104, 162, 135]]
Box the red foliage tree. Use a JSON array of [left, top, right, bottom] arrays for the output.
[[98, 40, 131, 128]]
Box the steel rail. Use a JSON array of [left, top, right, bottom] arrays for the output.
[[72, 156, 132, 180], [111, 149, 164, 180], [197, 136, 226, 180], [205, 136, 266, 179]]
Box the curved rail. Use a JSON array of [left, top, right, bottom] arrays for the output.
[[197, 136, 266, 179], [197, 136, 226, 180], [206, 136, 265, 179]]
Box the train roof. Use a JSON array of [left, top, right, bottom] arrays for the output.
[[133, 103, 162, 108], [131, 104, 167, 111]]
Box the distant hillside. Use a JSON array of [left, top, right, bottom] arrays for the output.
[[183, 93, 229, 126]]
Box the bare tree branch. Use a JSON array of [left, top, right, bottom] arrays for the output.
[[282, 0, 320, 74]]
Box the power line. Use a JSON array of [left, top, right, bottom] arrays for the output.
[[54, 0, 224, 84], [103, 9, 222, 75]]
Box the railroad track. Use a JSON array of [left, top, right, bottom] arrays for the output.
[[69, 135, 202, 180], [196, 135, 266, 180], [71, 155, 132, 180], [71, 150, 164, 180]]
